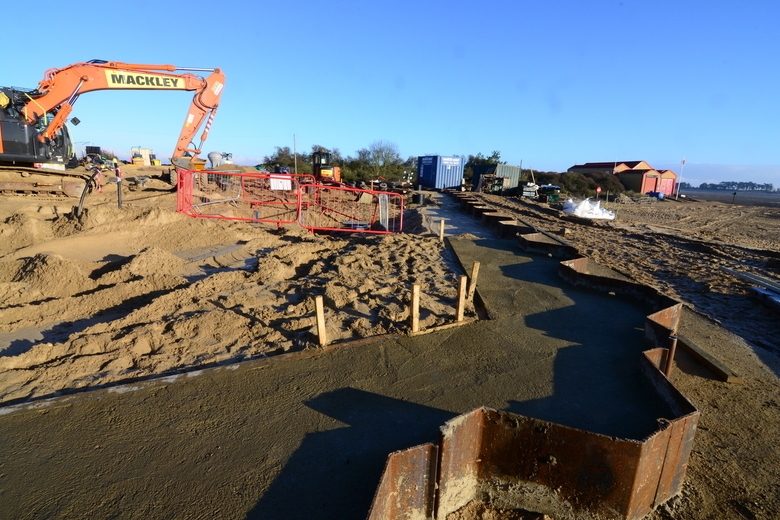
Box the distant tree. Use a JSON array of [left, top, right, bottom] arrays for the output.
[[262, 146, 298, 172], [533, 171, 562, 186], [464, 151, 505, 183], [368, 140, 403, 179], [342, 148, 371, 181], [581, 170, 624, 194], [343, 140, 404, 181], [558, 172, 591, 195]]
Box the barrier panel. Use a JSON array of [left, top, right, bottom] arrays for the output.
[[177, 170, 310, 224], [299, 183, 404, 234], [177, 170, 404, 233]]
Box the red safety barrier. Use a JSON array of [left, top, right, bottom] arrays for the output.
[[176, 169, 404, 233], [177, 170, 310, 224], [299, 183, 404, 234]]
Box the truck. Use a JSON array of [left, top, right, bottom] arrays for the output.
[[0, 59, 224, 197]]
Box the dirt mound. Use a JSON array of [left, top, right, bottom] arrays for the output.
[[11, 253, 97, 297], [0, 205, 467, 404], [0, 211, 50, 252], [125, 247, 186, 278], [51, 205, 187, 237]]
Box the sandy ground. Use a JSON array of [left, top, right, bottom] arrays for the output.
[[467, 192, 780, 520], [476, 192, 780, 358], [0, 166, 469, 404], [1, 165, 779, 519]]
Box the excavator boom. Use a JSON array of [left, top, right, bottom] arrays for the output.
[[22, 60, 225, 161], [0, 60, 225, 197]]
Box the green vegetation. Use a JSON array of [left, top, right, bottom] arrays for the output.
[[261, 140, 416, 182], [697, 181, 775, 192], [262, 145, 778, 198], [464, 151, 505, 183], [523, 168, 626, 198]]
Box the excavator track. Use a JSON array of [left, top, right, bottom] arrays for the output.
[[0, 166, 93, 198]]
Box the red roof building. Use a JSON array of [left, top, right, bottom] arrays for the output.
[[568, 161, 677, 196]]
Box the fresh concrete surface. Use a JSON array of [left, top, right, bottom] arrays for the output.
[[0, 201, 681, 520]]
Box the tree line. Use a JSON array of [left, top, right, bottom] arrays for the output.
[[463, 151, 628, 196], [265, 143, 777, 197], [691, 181, 776, 192], [262, 143, 629, 197], [260, 140, 417, 183]]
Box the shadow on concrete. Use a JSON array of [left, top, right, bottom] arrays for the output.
[[453, 238, 677, 439], [246, 388, 456, 520]]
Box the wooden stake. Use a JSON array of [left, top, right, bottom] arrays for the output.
[[439, 219, 445, 242], [467, 261, 480, 302], [456, 275, 468, 322], [315, 295, 328, 347], [411, 284, 421, 333]]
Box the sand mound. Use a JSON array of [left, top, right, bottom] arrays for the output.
[[0, 215, 467, 404], [0, 211, 50, 252], [125, 247, 186, 278], [11, 253, 97, 297]]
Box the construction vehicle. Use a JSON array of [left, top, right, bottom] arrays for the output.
[[0, 60, 224, 197], [311, 150, 341, 183]]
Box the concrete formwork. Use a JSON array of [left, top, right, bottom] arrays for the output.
[[369, 192, 700, 520]]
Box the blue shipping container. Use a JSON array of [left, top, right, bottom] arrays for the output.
[[417, 155, 464, 190]]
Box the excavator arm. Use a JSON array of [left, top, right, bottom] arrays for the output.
[[23, 60, 225, 161]]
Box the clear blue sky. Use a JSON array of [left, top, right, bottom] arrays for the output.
[[4, 0, 778, 186]]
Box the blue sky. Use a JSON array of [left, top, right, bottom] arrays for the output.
[[5, 1, 778, 187]]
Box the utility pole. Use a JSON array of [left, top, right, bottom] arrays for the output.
[[676, 157, 686, 200]]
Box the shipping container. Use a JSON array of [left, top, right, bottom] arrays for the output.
[[472, 164, 523, 192], [417, 155, 464, 190]]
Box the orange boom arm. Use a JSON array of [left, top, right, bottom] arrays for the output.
[[23, 60, 224, 161]]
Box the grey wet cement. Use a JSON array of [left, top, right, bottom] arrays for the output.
[[0, 207, 678, 520]]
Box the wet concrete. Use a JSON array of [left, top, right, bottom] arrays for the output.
[[0, 199, 681, 520], [418, 191, 496, 239]]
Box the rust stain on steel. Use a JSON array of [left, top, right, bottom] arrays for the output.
[[367, 443, 439, 520]]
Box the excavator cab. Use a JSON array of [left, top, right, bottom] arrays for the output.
[[312, 150, 341, 182]]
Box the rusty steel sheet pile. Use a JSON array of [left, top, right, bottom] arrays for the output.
[[367, 443, 439, 520], [368, 193, 700, 520]]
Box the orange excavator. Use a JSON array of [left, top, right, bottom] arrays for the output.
[[0, 60, 225, 196]]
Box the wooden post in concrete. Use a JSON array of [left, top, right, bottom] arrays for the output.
[[315, 295, 328, 347], [456, 275, 468, 322], [411, 284, 421, 333], [664, 336, 678, 377], [439, 219, 446, 242], [467, 261, 480, 302]]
